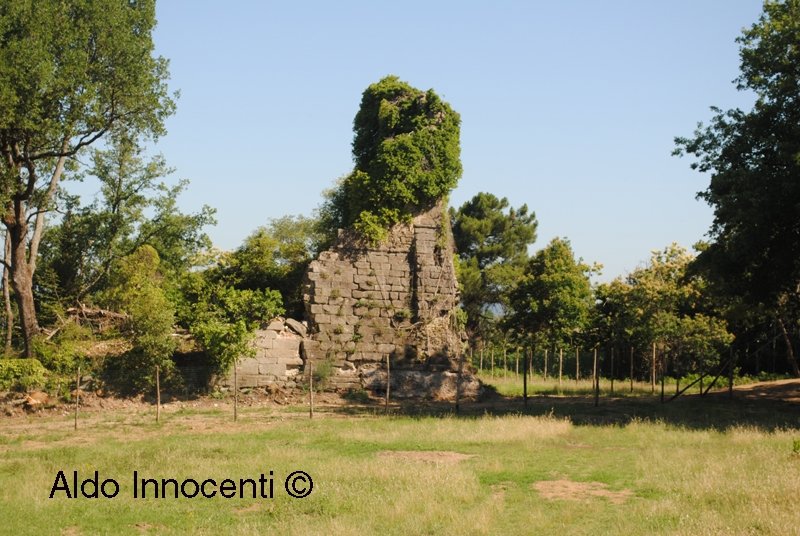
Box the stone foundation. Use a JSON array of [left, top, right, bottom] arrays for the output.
[[216, 205, 482, 400], [302, 203, 481, 399], [220, 318, 305, 390]]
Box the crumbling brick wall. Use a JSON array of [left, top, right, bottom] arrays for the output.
[[302, 203, 480, 399], [219, 318, 306, 391]]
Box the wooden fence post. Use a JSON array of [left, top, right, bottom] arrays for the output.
[[728, 347, 735, 400], [309, 362, 314, 419], [523, 348, 528, 408], [651, 342, 656, 393], [155, 365, 161, 423], [233, 361, 238, 422], [610, 347, 615, 395], [593, 348, 599, 407], [544, 349, 548, 381], [74, 365, 80, 431], [630, 346, 634, 393], [385, 354, 391, 414]]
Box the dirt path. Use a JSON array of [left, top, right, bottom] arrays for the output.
[[722, 378, 800, 403]]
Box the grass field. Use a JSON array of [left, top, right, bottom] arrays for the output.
[[1, 379, 799, 535]]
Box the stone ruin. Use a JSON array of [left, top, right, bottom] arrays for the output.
[[222, 203, 481, 400], [219, 318, 306, 391]]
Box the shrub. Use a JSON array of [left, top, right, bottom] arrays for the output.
[[310, 358, 335, 389], [0, 359, 47, 391], [99, 246, 177, 392]]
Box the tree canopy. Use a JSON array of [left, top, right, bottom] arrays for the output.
[[0, 0, 174, 355], [675, 0, 800, 375], [506, 238, 593, 348], [451, 192, 537, 345]]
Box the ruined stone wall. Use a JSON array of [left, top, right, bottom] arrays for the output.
[[302, 204, 480, 399], [219, 318, 306, 391]]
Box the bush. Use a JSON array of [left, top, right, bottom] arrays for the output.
[[310, 358, 334, 389], [99, 246, 178, 392], [30, 322, 95, 375], [0, 359, 47, 391]]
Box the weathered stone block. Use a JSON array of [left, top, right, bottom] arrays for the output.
[[259, 362, 286, 377], [237, 374, 260, 388], [281, 355, 304, 366], [237, 359, 259, 375]]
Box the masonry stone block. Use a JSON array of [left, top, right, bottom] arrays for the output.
[[259, 362, 286, 377]]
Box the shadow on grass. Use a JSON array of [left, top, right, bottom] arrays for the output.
[[327, 383, 800, 432]]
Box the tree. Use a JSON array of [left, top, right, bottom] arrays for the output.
[[100, 245, 176, 392], [319, 76, 461, 243], [175, 269, 284, 375], [223, 215, 323, 319], [594, 244, 732, 382], [450, 192, 537, 345], [0, 0, 174, 356], [675, 0, 800, 376], [36, 134, 215, 315], [506, 238, 593, 351]]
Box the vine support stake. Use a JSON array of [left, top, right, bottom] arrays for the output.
[[74, 365, 80, 431], [155, 365, 161, 423], [309, 362, 314, 419]]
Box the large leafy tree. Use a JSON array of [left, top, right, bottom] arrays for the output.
[[320, 76, 461, 243], [506, 238, 593, 349], [0, 0, 174, 356], [450, 192, 537, 345], [175, 265, 284, 376], [675, 0, 800, 376], [222, 215, 323, 319], [594, 244, 732, 380], [36, 134, 215, 313]]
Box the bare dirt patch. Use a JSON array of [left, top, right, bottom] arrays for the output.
[[378, 450, 475, 463], [134, 522, 164, 533], [234, 503, 263, 515], [728, 379, 800, 403], [533, 479, 632, 504]]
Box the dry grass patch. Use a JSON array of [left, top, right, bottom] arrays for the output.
[[378, 450, 475, 463], [533, 479, 633, 504]]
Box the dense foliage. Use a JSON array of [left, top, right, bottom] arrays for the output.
[[451, 192, 537, 346], [320, 76, 461, 243], [0, 0, 174, 356], [675, 0, 800, 376], [594, 244, 733, 381], [99, 245, 177, 392], [506, 238, 593, 349]]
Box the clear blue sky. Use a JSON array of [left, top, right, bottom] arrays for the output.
[[144, 1, 763, 280]]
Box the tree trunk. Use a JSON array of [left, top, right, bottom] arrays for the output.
[[8, 219, 39, 357], [651, 342, 656, 393], [2, 149, 67, 358], [3, 232, 13, 354], [777, 317, 800, 377]]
